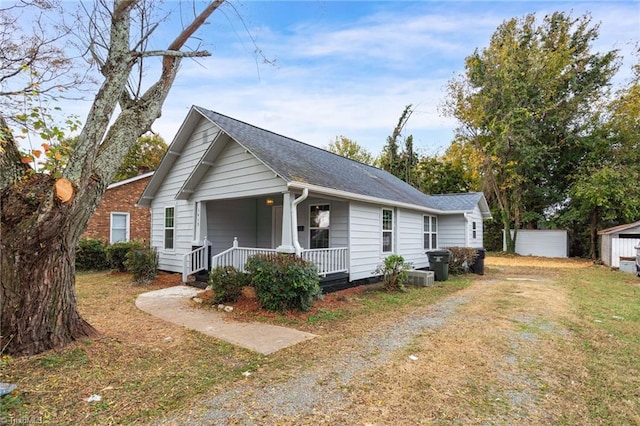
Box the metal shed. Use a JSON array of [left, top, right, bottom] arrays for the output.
[[598, 220, 640, 267]]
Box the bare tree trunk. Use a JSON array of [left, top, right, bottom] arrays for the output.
[[1, 174, 98, 355], [0, 0, 224, 356]]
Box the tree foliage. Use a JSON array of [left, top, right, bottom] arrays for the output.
[[445, 12, 619, 252], [113, 132, 167, 181], [379, 104, 418, 186], [326, 135, 374, 165], [556, 58, 640, 258]]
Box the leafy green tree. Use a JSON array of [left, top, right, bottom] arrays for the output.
[[558, 59, 640, 259], [113, 133, 167, 181], [415, 139, 483, 195], [326, 135, 374, 165], [445, 12, 619, 252]]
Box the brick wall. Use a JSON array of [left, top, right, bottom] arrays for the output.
[[82, 175, 152, 243]]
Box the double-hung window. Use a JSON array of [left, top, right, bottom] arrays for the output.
[[309, 204, 330, 249], [164, 207, 175, 250], [424, 215, 438, 250], [110, 212, 129, 243], [382, 208, 394, 253]]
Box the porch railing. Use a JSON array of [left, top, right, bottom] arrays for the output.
[[207, 238, 349, 277], [301, 247, 349, 276], [182, 238, 211, 282], [211, 238, 276, 273]]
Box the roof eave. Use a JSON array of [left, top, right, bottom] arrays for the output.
[[287, 181, 442, 215]]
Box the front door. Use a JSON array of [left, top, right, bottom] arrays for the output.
[[272, 205, 282, 248]]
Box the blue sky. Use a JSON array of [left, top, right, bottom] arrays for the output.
[[69, 1, 640, 156]]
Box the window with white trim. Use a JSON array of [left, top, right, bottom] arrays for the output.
[[382, 208, 394, 253], [309, 204, 330, 249], [110, 212, 129, 243], [472, 221, 477, 240], [164, 207, 175, 250], [424, 215, 438, 250]]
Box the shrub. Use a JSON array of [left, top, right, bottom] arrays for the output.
[[208, 266, 248, 304], [106, 241, 142, 271], [374, 254, 411, 292], [445, 246, 479, 275], [124, 244, 158, 284], [76, 239, 109, 271], [245, 253, 321, 313]]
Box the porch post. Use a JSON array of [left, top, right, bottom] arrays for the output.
[[276, 192, 295, 253], [193, 201, 207, 245]]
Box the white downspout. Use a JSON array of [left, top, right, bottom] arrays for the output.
[[291, 188, 309, 256]]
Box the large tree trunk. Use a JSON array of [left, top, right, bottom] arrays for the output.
[[1, 174, 98, 356]]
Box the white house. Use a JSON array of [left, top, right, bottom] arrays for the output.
[[138, 106, 492, 290]]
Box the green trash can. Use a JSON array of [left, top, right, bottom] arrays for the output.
[[427, 249, 451, 281]]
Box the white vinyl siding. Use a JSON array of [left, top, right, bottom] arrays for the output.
[[150, 117, 213, 271], [194, 140, 287, 200], [438, 215, 465, 248], [397, 209, 429, 269], [110, 212, 129, 243], [349, 202, 382, 281], [207, 198, 257, 255], [466, 206, 484, 248]]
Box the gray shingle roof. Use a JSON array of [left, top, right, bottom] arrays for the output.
[[195, 106, 485, 213]]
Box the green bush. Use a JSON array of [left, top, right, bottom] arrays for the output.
[[106, 241, 142, 272], [76, 239, 109, 271], [124, 245, 158, 284], [245, 253, 321, 313], [445, 246, 479, 275], [208, 266, 248, 304], [374, 254, 411, 292]]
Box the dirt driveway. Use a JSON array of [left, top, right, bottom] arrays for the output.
[[156, 257, 593, 425]]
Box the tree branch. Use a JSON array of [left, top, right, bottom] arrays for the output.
[[137, 49, 211, 58]]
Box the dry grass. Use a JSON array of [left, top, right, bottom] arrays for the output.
[[2, 256, 639, 425]]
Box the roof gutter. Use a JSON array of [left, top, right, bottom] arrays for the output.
[[287, 181, 443, 215]]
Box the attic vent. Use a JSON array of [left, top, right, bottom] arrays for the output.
[[406, 270, 434, 287], [203, 129, 209, 144]]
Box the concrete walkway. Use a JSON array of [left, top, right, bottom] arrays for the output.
[[135, 286, 317, 355]]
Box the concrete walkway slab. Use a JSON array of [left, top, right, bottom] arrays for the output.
[[135, 285, 317, 355]]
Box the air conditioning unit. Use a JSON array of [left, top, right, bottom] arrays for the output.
[[406, 270, 435, 287]]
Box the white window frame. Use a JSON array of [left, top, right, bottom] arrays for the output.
[[164, 206, 176, 251], [110, 212, 130, 244], [309, 203, 330, 249], [424, 215, 438, 250], [382, 208, 394, 253], [472, 221, 477, 240]]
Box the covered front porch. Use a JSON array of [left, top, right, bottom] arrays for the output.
[[183, 189, 351, 290]]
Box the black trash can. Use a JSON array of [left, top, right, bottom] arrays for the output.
[[427, 249, 451, 281], [470, 248, 486, 275]]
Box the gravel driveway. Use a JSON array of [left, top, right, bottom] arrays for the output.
[[155, 293, 471, 425]]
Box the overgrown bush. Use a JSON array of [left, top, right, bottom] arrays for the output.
[[208, 266, 248, 304], [106, 241, 143, 271], [124, 245, 158, 284], [76, 238, 109, 271], [445, 246, 479, 275], [245, 253, 321, 313], [374, 254, 411, 292]]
